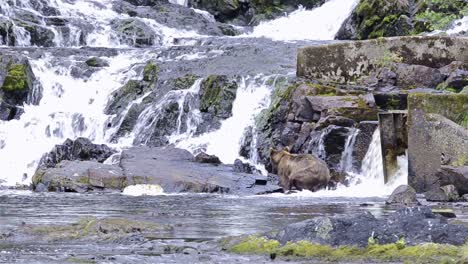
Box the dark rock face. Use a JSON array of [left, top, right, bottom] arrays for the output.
[[425, 185, 460, 202], [111, 18, 158, 47], [386, 185, 418, 205], [352, 121, 378, 169], [38, 138, 116, 169], [33, 146, 282, 195], [199, 75, 238, 122], [188, 0, 326, 26], [273, 206, 468, 247], [194, 152, 221, 164], [233, 159, 260, 174]]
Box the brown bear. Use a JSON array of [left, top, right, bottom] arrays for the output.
[[270, 147, 331, 192]]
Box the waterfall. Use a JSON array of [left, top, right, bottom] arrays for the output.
[[0, 52, 146, 185], [174, 76, 273, 164], [279, 129, 409, 197], [340, 128, 359, 173], [248, 0, 360, 40]]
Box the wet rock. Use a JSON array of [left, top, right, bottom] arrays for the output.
[[85, 57, 109, 68], [437, 166, 468, 195], [38, 138, 116, 169], [386, 185, 418, 205], [120, 146, 281, 194], [0, 55, 41, 121], [432, 209, 456, 218], [394, 63, 444, 89], [32, 160, 125, 192], [315, 115, 355, 130], [111, 18, 158, 47], [199, 75, 238, 119], [273, 206, 468, 247], [194, 152, 221, 165], [336, 0, 467, 40], [233, 159, 259, 174], [351, 121, 378, 169], [425, 185, 460, 202]]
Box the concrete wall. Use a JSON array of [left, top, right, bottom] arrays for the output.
[[408, 93, 468, 193], [297, 36, 468, 84]]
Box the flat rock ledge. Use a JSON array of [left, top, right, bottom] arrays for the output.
[[32, 146, 281, 195]]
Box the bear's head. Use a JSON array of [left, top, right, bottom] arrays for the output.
[[270, 146, 290, 168]]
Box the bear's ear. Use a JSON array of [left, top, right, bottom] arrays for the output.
[[284, 146, 290, 152]]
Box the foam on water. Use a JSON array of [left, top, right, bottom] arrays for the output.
[[248, 0, 359, 41], [0, 52, 147, 185], [122, 184, 165, 196]]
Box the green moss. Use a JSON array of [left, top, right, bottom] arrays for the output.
[[230, 236, 280, 254], [408, 93, 468, 129], [28, 217, 169, 241], [174, 74, 198, 90], [85, 57, 99, 67], [143, 62, 159, 82], [226, 236, 464, 262], [2, 63, 28, 92]]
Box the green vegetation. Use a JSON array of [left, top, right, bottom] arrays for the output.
[[85, 57, 100, 67], [2, 63, 28, 92], [352, 0, 467, 39], [143, 61, 159, 82], [199, 75, 237, 116], [226, 235, 467, 263], [174, 74, 198, 90]]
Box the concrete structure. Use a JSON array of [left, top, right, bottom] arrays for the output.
[[378, 111, 408, 183], [297, 36, 468, 84]]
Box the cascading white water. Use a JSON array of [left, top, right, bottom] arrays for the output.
[[173, 76, 273, 165], [248, 0, 359, 41], [272, 129, 408, 197], [0, 52, 148, 185], [339, 128, 359, 173], [446, 16, 468, 35]]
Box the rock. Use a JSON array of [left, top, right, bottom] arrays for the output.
[[0, 56, 41, 121], [194, 152, 221, 165], [432, 209, 456, 218], [386, 185, 419, 205], [394, 63, 444, 89], [199, 75, 238, 119], [85, 57, 109, 67], [111, 18, 158, 47], [38, 138, 116, 169], [273, 206, 468, 247], [408, 93, 468, 193], [438, 166, 468, 195], [119, 146, 281, 194], [233, 159, 259, 174], [351, 121, 378, 169], [336, 0, 467, 40], [32, 160, 126, 192], [425, 185, 459, 202]]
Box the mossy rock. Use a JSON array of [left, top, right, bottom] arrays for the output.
[[225, 235, 467, 262], [199, 75, 238, 118], [85, 57, 108, 68], [173, 74, 198, 90], [143, 61, 159, 83], [1, 63, 29, 92], [28, 217, 171, 241]]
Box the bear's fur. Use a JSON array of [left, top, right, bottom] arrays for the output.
[[270, 147, 331, 192]]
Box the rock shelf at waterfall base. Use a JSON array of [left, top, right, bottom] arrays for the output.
[[1, 0, 468, 263]]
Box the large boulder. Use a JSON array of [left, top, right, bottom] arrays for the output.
[[32, 160, 126, 192], [111, 18, 158, 47], [386, 185, 418, 205], [273, 206, 468, 247]]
